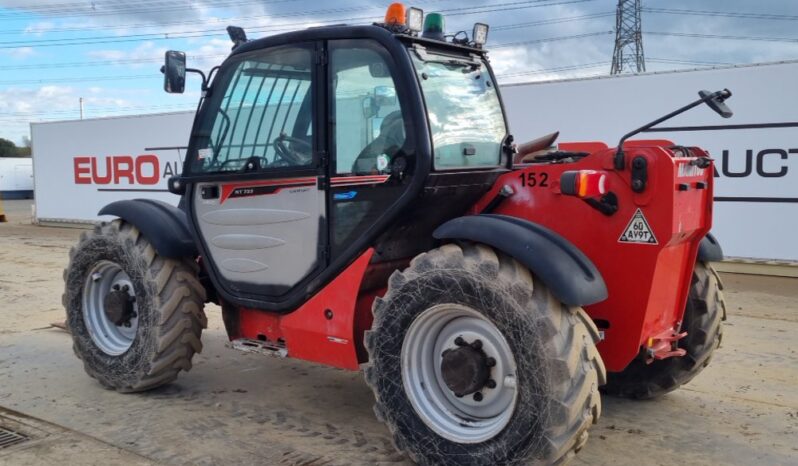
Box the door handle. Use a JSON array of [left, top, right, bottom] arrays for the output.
[[201, 185, 220, 199]]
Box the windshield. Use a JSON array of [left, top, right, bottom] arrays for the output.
[[188, 45, 314, 174], [411, 49, 506, 169]]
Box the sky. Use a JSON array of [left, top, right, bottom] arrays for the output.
[[0, 0, 796, 144]]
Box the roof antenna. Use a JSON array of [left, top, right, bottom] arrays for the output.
[[227, 26, 248, 50]]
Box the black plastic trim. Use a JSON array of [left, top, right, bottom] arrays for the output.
[[98, 199, 197, 258], [698, 232, 723, 262], [433, 214, 608, 306]]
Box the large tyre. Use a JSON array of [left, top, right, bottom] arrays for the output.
[[364, 243, 606, 465], [602, 261, 726, 399], [63, 220, 207, 392]]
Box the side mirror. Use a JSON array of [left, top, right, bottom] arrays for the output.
[[374, 86, 397, 107], [163, 50, 186, 94], [699, 89, 733, 118]]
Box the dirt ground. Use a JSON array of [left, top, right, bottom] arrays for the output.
[[1, 199, 796, 465]]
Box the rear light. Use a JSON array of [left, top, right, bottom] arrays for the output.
[[560, 170, 607, 198]]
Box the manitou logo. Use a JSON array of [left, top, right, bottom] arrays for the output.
[[73, 155, 180, 185]]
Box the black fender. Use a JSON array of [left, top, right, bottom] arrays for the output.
[[433, 214, 608, 306], [98, 199, 197, 258], [698, 232, 723, 262]]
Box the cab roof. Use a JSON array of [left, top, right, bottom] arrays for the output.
[[230, 23, 488, 58]]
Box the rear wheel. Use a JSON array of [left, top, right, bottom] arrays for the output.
[[602, 261, 725, 399], [63, 220, 207, 392], [364, 243, 605, 465]]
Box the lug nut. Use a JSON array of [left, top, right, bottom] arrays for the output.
[[454, 392, 464, 398], [112, 284, 121, 291], [441, 348, 451, 358], [121, 284, 129, 292], [471, 339, 482, 350], [486, 379, 497, 389], [473, 392, 483, 402], [486, 357, 496, 367], [454, 336, 466, 346]]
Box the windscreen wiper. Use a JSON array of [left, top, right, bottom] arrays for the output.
[[411, 44, 482, 68]]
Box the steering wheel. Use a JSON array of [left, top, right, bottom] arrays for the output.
[[273, 133, 312, 166]]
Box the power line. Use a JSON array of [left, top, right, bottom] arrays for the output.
[[492, 31, 612, 48], [0, 0, 304, 19], [646, 31, 798, 43], [0, 74, 155, 85], [0, 0, 597, 49], [0, 0, 464, 33], [493, 12, 614, 31], [0, 0, 589, 21], [647, 57, 734, 67], [0, 102, 197, 118], [0, 30, 613, 86], [1, 13, 612, 71], [643, 7, 798, 22], [496, 61, 607, 78], [0, 54, 227, 71], [3, 12, 615, 70]]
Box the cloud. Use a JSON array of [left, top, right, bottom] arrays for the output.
[[23, 21, 55, 36], [88, 41, 165, 64], [0, 84, 138, 142], [0, 46, 35, 58]]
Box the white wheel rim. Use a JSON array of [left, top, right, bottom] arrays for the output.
[[401, 304, 518, 443], [82, 260, 139, 356]]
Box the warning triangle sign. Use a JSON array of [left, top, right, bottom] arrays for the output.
[[619, 209, 658, 244]]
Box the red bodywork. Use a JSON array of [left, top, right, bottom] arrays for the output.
[[230, 141, 714, 373]]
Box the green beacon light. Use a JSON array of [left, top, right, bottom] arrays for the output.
[[422, 12, 445, 41]]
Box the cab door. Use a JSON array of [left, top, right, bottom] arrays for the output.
[[189, 43, 327, 298]]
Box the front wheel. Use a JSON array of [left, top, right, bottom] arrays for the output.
[[63, 220, 207, 392], [602, 261, 726, 399], [364, 243, 605, 465]]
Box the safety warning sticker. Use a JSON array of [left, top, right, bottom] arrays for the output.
[[619, 208, 658, 244]]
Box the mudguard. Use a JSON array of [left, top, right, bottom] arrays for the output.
[[98, 199, 198, 258], [433, 214, 608, 306], [698, 232, 723, 262]]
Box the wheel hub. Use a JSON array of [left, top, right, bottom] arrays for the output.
[[82, 261, 139, 356], [401, 304, 518, 443], [103, 285, 136, 327], [441, 339, 491, 397]]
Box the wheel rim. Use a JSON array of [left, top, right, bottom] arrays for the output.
[[82, 260, 139, 356], [401, 304, 518, 444]]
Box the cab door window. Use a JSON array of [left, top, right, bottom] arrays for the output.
[[189, 45, 314, 174], [330, 40, 405, 175]]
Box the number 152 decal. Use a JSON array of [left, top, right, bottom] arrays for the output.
[[519, 172, 549, 188]]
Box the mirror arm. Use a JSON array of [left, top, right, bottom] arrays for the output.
[[614, 89, 731, 170], [187, 68, 208, 91]]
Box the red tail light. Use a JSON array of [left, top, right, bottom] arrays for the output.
[[560, 170, 607, 198]]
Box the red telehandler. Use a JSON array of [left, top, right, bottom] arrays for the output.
[[63, 4, 729, 464]]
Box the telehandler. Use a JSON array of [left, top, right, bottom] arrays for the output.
[[63, 4, 729, 464]]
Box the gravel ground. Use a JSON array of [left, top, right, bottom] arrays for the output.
[[1, 199, 796, 465]]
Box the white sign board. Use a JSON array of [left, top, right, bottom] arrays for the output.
[[30, 61, 797, 261], [502, 61, 798, 262], [31, 111, 194, 223]]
